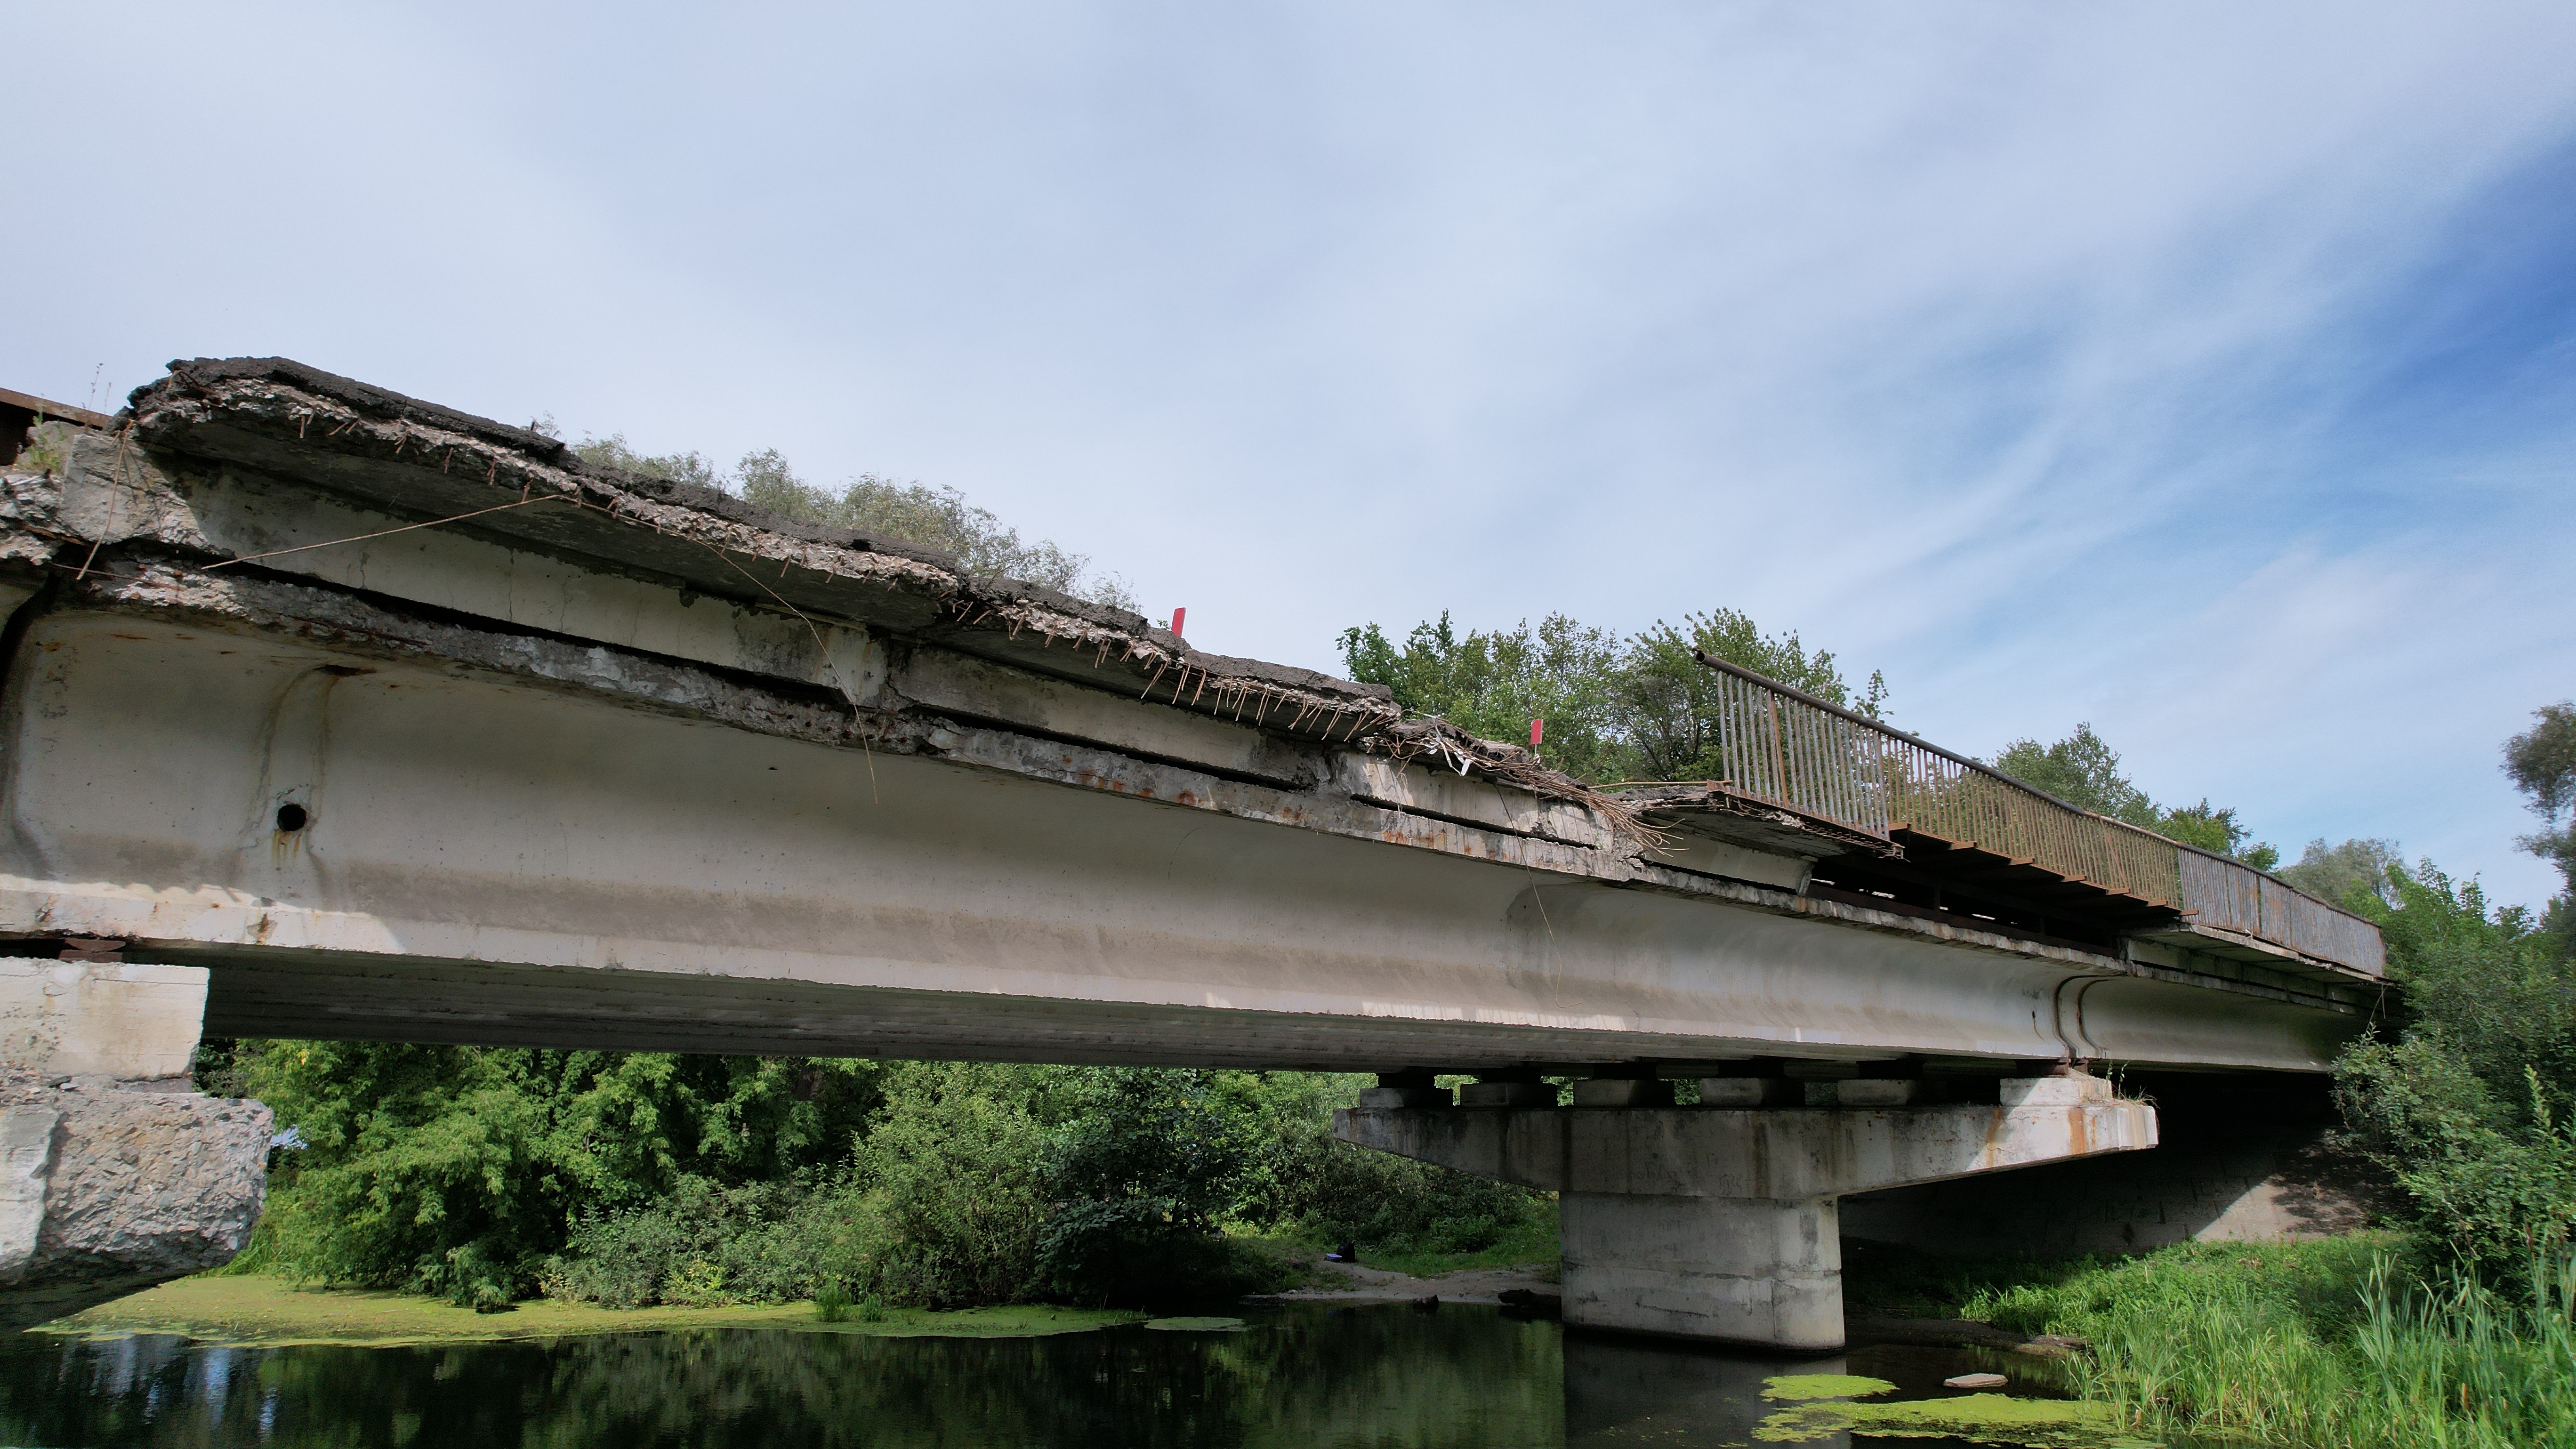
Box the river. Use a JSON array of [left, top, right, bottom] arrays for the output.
[[0, 1302, 2149, 1448]]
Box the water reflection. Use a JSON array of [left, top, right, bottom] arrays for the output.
[[0, 1306, 2059, 1449], [1568, 1335, 1849, 1447]]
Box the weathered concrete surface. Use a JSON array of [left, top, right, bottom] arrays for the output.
[[1335, 1080, 2157, 1199], [0, 604, 2359, 1071], [1840, 1071, 2396, 1256], [0, 361, 2374, 1075], [0, 1074, 269, 1332], [1338, 1074, 2155, 1347], [0, 960, 209, 1085]]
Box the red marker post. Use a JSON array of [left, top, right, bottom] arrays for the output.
[[1530, 718, 1544, 748], [1170, 607, 1186, 639]]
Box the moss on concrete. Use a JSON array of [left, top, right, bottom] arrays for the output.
[[40, 1273, 1145, 1349]]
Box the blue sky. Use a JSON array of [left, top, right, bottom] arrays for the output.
[[12, 1, 2573, 908]]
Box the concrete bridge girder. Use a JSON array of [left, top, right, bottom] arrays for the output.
[[1, 608, 2352, 1071]]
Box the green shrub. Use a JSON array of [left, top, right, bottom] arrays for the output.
[[847, 1063, 1050, 1306], [1035, 1068, 1258, 1304], [233, 1042, 878, 1295], [813, 1281, 851, 1323], [2333, 861, 2576, 1279], [1248, 1104, 1537, 1254], [1958, 1239, 2576, 1449]]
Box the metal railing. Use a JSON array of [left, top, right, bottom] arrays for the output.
[[1685, 650, 2383, 974]]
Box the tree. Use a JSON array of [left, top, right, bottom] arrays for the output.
[[1034, 1068, 1261, 1304], [572, 436, 1138, 611], [1337, 613, 1634, 781], [2279, 837, 2406, 911], [1992, 724, 2152, 821], [1991, 724, 2279, 869], [1336, 607, 1886, 786], [2505, 701, 2576, 941], [1614, 610, 1887, 784], [2287, 835, 2400, 902]]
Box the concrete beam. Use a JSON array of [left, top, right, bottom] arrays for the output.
[[1334, 1079, 2157, 1199], [0, 372, 2369, 1072], [0, 607, 2356, 1070]]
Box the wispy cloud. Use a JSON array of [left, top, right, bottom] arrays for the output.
[[9, 0, 2573, 903]]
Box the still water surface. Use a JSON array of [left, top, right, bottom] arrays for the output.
[[0, 1303, 2091, 1448]]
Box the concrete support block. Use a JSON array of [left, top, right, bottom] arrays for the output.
[[0, 959, 209, 1083], [1835, 1079, 1922, 1107], [2002, 1072, 2113, 1108], [1562, 1191, 1843, 1349], [1357, 1086, 1453, 1108], [1458, 1081, 1556, 1107], [1696, 1077, 1799, 1108], [1572, 1078, 1672, 1108]]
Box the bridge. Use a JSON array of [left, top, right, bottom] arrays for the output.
[[0, 359, 2382, 1344]]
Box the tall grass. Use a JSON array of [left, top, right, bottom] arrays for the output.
[[1961, 1240, 2576, 1449]]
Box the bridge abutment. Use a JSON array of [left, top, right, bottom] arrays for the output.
[[1335, 1071, 2155, 1350], [0, 949, 271, 1330]]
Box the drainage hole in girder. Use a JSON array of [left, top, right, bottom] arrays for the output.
[[276, 804, 311, 833]]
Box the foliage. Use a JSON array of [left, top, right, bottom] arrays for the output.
[[1336, 606, 1884, 785], [1240, 1075, 1539, 1260], [2339, 1042, 2576, 1271], [1617, 610, 1885, 783], [2505, 700, 2576, 941], [1336, 612, 1632, 781], [1034, 1068, 1272, 1304], [1335, 607, 2274, 872], [255, 1053, 1501, 1315], [571, 435, 1137, 610], [838, 1062, 1055, 1308], [222, 1043, 878, 1303], [1952, 1238, 2576, 1449], [2280, 836, 2406, 911], [1991, 722, 2279, 869], [2332, 859, 2576, 1276]]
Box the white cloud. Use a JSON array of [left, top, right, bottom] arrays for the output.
[[7, 0, 2572, 907]]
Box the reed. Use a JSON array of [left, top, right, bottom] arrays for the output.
[[1963, 1239, 2576, 1449]]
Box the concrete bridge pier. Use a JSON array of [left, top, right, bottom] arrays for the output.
[[1337, 1071, 2156, 1351], [1562, 1190, 1845, 1349]]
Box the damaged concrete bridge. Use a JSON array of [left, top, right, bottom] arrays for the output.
[[0, 360, 2383, 1346]]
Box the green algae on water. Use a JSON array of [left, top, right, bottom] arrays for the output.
[[41, 1273, 1147, 1349], [1142, 1316, 1249, 1332], [1757, 1373, 1899, 1401], [1754, 1385, 2159, 1449]]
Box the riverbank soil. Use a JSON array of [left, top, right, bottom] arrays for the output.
[[38, 1273, 1144, 1348]]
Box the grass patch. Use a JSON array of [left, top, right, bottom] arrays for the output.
[[41, 1273, 1145, 1349], [1853, 1235, 2576, 1449]]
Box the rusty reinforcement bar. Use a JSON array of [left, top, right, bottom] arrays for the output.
[[1685, 650, 2381, 974]]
